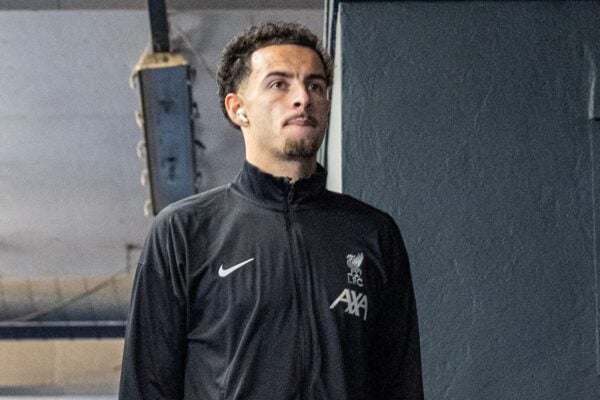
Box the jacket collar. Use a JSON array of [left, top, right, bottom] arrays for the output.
[[231, 160, 328, 210]]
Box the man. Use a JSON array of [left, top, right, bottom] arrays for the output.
[[119, 21, 423, 399]]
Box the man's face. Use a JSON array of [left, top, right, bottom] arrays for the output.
[[236, 44, 329, 161]]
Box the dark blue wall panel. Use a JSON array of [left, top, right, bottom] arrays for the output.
[[337, 1, 600, 398]]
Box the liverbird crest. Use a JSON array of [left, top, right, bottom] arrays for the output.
[[346, 252, 364, 272], [346, 253, 364, 287]]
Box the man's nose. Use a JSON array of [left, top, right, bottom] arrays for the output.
[[291, 83, 311, 109]]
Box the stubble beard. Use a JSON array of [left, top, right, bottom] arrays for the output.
[[282, 136, 323, 160]]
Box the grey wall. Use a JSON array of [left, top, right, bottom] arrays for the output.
[[333, 1, 600, 399], [0, 11, 151, 279]]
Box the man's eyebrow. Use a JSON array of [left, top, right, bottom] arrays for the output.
[[262, 71, 293, 82], [262, 71, 327, 82], [305, 73, 327, 82]]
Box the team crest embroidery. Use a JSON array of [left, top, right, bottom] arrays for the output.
[[346, 252, 364, 287], [330, 252, 368, 320]]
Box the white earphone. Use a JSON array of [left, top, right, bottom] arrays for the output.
[[236, 109, 248, 123]]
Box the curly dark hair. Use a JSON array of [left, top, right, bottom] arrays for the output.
[[216, 21, 333, 127]]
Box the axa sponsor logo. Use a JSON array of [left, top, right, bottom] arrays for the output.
[[329, 288, 368, 321]]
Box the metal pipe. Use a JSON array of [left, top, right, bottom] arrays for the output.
[[148, 0, 170, 53]]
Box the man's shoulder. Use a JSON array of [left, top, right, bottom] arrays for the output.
[[323, 190, 397, 227], [154, 183, 232, 225]]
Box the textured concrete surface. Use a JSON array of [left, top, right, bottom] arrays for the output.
[[335, 1, 600, 399]]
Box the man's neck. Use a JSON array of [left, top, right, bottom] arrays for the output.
[[246, 155, 317, 183]]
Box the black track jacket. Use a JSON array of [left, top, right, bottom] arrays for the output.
[[119, 161, 423, 400]]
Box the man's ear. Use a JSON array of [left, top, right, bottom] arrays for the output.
[[224, 93, 248, 128]]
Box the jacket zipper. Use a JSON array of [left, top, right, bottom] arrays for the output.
[[283, 184, 307, 400]]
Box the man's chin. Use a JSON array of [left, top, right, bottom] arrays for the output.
[[282, 137, 322, 160]]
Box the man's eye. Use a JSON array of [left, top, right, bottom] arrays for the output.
[[308, 82, 325, 93], [269, 81, 286, 89]]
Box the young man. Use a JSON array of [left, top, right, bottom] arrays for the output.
[[119, 22, 423, 399]]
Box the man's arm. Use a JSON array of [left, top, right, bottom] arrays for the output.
[[119, 214, 188, 399], [370, 216, 424, 399]]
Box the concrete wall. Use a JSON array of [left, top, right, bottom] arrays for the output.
[[332, 1, 600, 399]]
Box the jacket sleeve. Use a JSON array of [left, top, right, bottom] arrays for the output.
[[370, 216, 424, 399], [119, 213, 188, 399]]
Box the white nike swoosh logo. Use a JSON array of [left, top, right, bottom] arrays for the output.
[[218, 258, 255, 278]]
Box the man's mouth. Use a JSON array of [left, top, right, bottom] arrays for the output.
[[285, 115, 317, 127]]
